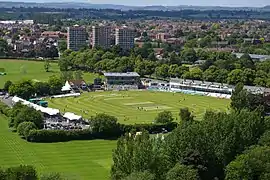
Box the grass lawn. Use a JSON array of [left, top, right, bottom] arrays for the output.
[[0, 59, 100, 88], [0, 114, 116, 179], [47, 91, 230, 124]]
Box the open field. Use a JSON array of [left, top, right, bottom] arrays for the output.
[[47, 91, 230, 124], [0, 114, 116, 179], [0, 59, 100, 88]]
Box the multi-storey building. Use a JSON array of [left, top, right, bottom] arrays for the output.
[[67, 25, 86, 51], [92, 26, 111, 49], [115, 27, 135, 51]]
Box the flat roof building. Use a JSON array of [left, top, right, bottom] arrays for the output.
[[92, 26, 111, 49], [115, 27, 135, 51], [67, 25, 87, 51], [104, 72, 140, 90]]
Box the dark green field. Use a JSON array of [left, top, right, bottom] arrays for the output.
[[0, 59, 99, 87], [0, 114, 115, 179]]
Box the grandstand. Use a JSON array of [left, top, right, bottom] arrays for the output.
[[169, 78, 270, 99], [104, 72, 140, 90], [170, 78, 233, 98]]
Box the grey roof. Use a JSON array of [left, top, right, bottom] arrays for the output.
[[104, 72, 140, 77], [170, 78, 269, 94], [233, 53, 270, 61]]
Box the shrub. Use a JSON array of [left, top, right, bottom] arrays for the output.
[[40, 172, 64, 180], [5, 165, 37, 180], [17, 122, 37, 138], [14, 106, 44, 129], [122, 122, 178, 134]]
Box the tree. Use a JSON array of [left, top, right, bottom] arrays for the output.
[[166, 164, 199, 180], [74, 70, 83, 80], [33, 82, 50, 96], [0, 38, 9, 56], [44, 60, 51, 72], [239, 54, 255, 69], [48, 75, 63, 95], [230, 83, 247, 111], [155, 111, 174, 124], [111, 131, 169, 180], [227, 69, 244, 85], [202, 65, 218, 82], [179, 108, 194, 123], [3, 80, 12, 92], [123, 171, 155, 180], [155, 64, 169, 79], [14, 106, 44, 129], [180, 48, 197, 63], [182, 67, 203, 80], [225, 146, 270, 180], [58, 40, 67, 53], [216, 69, 229, 83], [17, 122, 37, 138], [91, 113, 121, 137], [60, 71, 73, 82], [8, 80, 35, 99], [166, 109, 265, 180]]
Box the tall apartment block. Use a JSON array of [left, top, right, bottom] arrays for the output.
[[92, 26, 111, 49], [115, 27, 135, 51], [67, 25, 87, 51]]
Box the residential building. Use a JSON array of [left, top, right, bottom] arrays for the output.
[[156, 33, 170, 42], [67, 25, 87, 51], [92, 26, 111, 49], [115, 27, 135, 50]]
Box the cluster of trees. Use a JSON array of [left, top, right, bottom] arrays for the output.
[[8, 103, 43, 132], [59, 46, 270, 87], [0, 165, 71, 180], [6, 75, 63, 100], [111, 109, 270, 180]]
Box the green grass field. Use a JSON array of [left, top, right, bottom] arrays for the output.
[[48, 91, 230, 124], [0, 59, 100, 88], [0, 114, 116, 179]]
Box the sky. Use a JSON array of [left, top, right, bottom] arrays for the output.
[[86, 0, 269, 7], [1, 0, 269, 7]]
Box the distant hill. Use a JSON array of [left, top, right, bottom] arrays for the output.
[[0, 1, 268, 11]]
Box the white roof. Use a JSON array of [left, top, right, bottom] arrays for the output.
[[63, 112, 82, 120], [12, 96, 60, 116], [52, 93, 80, 98], [61, 81, 71, 91]]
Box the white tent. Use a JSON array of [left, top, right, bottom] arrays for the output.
[[61, 81, 71, 92], [63, 112, 82, 121], [12, 96, 22, 103]]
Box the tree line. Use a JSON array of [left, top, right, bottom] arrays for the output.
[[2, 7, 270, 22], [59, 46, 270, 87]]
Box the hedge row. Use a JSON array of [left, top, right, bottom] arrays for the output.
[[26, 122, 178, 143], [121, 122, 178, 134], [0, 165, 37, 180]]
